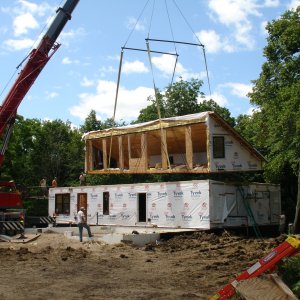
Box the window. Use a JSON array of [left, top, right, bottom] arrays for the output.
[[103, 192, 109, 215], [55, 193, 70, 214], [213, 136, 225, 158]]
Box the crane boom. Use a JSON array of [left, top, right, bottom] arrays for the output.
[[0, 0, 79, 165]]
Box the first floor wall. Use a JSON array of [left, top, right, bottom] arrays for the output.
[[48, 180, 281, 230], [49, 181, 211, 229]]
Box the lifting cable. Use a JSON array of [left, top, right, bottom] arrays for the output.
[[146, 40, 172, 170], [164, 0, 178, 86], [108, 0, 154, 168], [172, 0, 212, 97], [145, 0, 185, 170], [109, 0, 212, 171], [111, 0, 179, 170], [123, 0, 151, 48], [108, 49, 124, 168]]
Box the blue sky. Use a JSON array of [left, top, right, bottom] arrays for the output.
[[0, 0, 299, 127]]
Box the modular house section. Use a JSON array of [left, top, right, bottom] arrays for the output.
[[83, 112, 264, 175], [49, 180, 281, 230]]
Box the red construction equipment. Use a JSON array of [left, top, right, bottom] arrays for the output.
[[0, 0, 79, 235], [209, 236, 300, 300]]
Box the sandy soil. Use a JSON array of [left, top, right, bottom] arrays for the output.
[[0, 230, 286, 300]]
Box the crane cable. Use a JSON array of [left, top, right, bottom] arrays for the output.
[[164, 0, 178, 86], [106, 0, 153, 170], [108, 50, 124, 168], [146, 0, 176, 170], [172, 0, 212, 97], [123, 0, 151, 48]]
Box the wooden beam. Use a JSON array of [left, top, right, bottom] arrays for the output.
[[161, 129, 168, 169], [102, 139, 107, 170], [185, 125, 193, 169], [128, 135, 131, 160], [141, 132, 148, 170], [86, 140, 93, 172], [118, 136, 124, 170]]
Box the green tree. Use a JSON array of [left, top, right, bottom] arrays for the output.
[[2, 117, 84, 187], [135, 91, 166, 123], [31, 120, 84, 186], [80, 110, 103, 134], [137, 78, 204, 122], [136, 78, 235, 126], [164, 78, 203, 117], [1, 116, 42, 184], [247, 7, 300, 232]]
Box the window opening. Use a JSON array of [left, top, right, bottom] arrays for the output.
[[138, 193, 147, 222], [213, 136, 225, 158], [103, 192, 110, 215], [55, 193, 70, 215]]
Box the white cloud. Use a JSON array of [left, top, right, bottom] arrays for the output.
[[45, 91, 59, 99], [151, 54, 205, 81], [58, 27, 86, 46], [126, 17, 145, 31], [151, 54, 186, 75], [122, 60, 149, 74], [70, 80, 154, 121], [220, 82, 253, 98], [208, 0, 261, 25], [13, 13, 38, 36], [81, 76, 94, 87], [264, 0, 280, 7], [200, 82, 252, 113], [235, 22, 254, 49], [196, 30, 230, 53], [3, 38, 34, 50], [287, 0, 300, 10], [62, 57, 72, 64], [62, 57, 80, 65], [260, 21, 269, 36], [98, 66, 117, 77], [202, 92, 229, 107], [197, 30, 222, 53], [208, 0, 261, 49], [18, 0, 52, 16]]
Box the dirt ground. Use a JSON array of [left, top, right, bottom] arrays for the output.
[[0, 229, 287, 300]]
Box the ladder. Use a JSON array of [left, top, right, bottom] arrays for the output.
[[209, 236, 300, 300], [237, 186, 263, 238]]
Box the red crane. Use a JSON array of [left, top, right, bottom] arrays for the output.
[[0, 0, 79, 235]]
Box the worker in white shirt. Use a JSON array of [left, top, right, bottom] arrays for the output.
[[77, 207, 93, 242]]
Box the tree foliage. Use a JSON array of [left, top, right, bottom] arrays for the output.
[[247, 7, 300, 231], [248, 7, 300, 176], [136, 78, 234, 125], [2, 117, 84, 187], [80, 110, 103, 133]]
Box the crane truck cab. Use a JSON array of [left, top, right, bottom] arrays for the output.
[[0, 181, 24, 236]]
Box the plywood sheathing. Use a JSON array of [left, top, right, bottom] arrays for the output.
[[83, 111, 265, 174]]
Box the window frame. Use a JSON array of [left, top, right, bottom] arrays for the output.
[[103, 192, 110, 215], [213, 136, 225, 159], [55, 193, 70, 215]]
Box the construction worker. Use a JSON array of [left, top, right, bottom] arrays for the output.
[[77, 207, 93, 242], [52, 177, 57, 188], [39, 178, 47, 198]]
